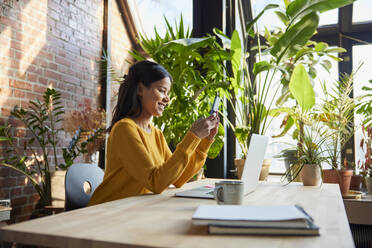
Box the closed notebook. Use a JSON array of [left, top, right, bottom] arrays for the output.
[[208, 221, 319, 236], [192, 205, 317, 229]]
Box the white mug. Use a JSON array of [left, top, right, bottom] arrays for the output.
[[214, 181, 244, 205]]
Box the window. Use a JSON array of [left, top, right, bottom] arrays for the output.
[[251, 0, 285, 31], [133, 0, 192, 38], [319, 9, 338, 26], [353, 44, 372, 172], [353, 0, 372, 23]]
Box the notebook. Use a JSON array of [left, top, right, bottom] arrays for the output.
[[192, 205, 319, 236], [174, 134, 269, 199]]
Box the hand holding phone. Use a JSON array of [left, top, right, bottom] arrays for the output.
[[210, 93, 220, 116]]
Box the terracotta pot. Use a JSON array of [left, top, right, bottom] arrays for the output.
[[365, 177, 372, 194], [300, 164, 321, 186], [322, 169, 353, 195], [234, 159, 271, 180], [234, 159, 245, 179], [259, 159, 271, 181], [350, 175, 363, 191]]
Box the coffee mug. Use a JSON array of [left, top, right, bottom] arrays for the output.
[[214, 180, 244, 205]]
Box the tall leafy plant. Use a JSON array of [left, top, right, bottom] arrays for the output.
[[0, 89, 101, 206], [1, 89, 64, 206], [216, 0, 354, 158], [130, 16, 229, 158]]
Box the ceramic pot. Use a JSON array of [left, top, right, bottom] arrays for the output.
[[300, 164, 321, 186], [365, 177, 372, 194]]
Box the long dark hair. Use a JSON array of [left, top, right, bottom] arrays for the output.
[[107, 60, 172, 133]]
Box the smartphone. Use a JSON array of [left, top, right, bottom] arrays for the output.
[[210, 93, 220, 115]]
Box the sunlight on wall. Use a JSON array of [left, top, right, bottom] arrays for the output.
[[18, 0, 47, 75], [0, 27, 13, 108]]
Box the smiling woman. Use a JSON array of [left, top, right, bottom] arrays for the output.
[[88, 60, 219, 205]]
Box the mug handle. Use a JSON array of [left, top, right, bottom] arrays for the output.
[[214, 185, 224, 205]]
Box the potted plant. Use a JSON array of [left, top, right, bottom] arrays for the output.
[[358, 124, 372, 194], [317, 71, 359, 195], [282, 123, 328, 186], [0, 88, 103, 216], [216, 0, 354, 179]]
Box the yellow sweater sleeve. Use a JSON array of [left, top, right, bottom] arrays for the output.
[[173, 138, 213, 187], [112, 121, 201, 194]]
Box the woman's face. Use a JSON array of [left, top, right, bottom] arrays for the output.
[[138, 77, 171, 117]]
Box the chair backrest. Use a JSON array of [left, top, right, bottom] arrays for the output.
[[65, 163, 104, 211]]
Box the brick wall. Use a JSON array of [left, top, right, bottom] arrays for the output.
[[110, 0, 134, 112], [0, 0, 133, 223]]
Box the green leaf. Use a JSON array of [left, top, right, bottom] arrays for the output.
[[286, 0, 355, 25], [245, 4, 279, 38], [275, 10, 289, 25], [328, 54, 343, 61], [213, 28, 231, 49], [253, 61, 273, 75], [325, 47, 347, 53], [163, 37, 214, 52], [271, 12, 319, 63], [289, 64, 315, 111], [231, 30, 242, 79], [272, 115, 295, 138], [315, 42, 328, 52]]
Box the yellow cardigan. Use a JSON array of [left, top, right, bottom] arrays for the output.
[[89, 118, 212, 205]]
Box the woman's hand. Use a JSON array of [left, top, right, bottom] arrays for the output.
[[190, 113, 220, 140]]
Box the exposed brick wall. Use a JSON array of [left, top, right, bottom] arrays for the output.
[[0, 0, 110, 223], [110, 0, 133, 112]]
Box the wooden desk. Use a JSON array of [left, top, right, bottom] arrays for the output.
[[0, 179, 354, 248]]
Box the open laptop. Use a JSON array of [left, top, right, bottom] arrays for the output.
[[174, 134, 269, 199]]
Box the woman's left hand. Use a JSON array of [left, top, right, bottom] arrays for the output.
[[205, 113, 219, 141]]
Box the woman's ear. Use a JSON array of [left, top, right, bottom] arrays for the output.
[[137, 82, 144, 97]]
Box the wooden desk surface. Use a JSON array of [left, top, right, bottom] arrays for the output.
[[0, 179, 354, 248]]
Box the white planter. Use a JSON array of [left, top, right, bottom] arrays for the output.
[[300, 164, 321, 186]]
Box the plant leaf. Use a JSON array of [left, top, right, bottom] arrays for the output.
[[271, 12, 319, 63], [289, 64, 315, 111]]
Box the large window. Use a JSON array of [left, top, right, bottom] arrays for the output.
[[133, 0, 193, 38], [353, 0, 372, 23], [353, 44, 372, 172]]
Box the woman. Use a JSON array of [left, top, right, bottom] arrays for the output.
[[89, 60, 219, 205]]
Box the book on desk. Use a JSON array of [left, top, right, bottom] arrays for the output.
[[192, 205, 319, 236]]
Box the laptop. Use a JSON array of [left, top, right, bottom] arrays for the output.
[[174, 134, 269, 199]]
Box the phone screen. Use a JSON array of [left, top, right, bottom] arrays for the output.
[[210, 94, 220, 115]]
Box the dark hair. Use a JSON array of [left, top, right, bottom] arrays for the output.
[[107, 60, 172, 133]]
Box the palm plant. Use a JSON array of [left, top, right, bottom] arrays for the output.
[[317, 71, 359, 170]]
